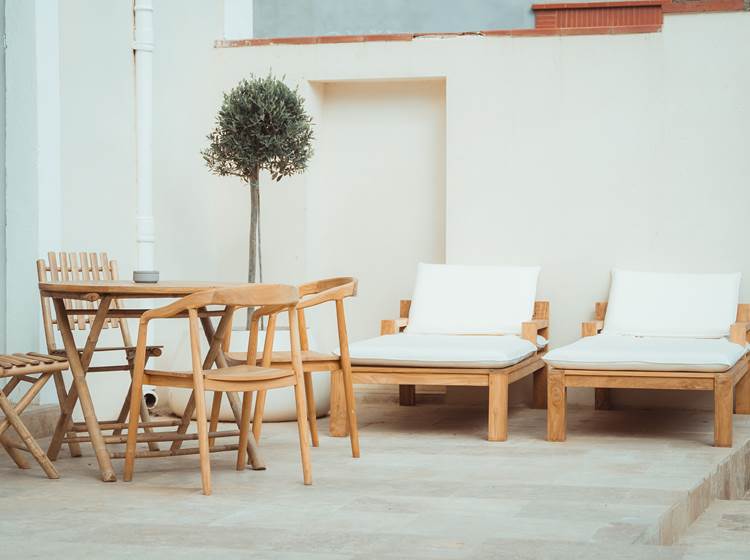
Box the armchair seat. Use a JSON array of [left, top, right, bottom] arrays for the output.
[[544, 334, 746, 373], [347, 333, 537, 368], [145, 365, 292, 384], [225, 350, 335, 366]]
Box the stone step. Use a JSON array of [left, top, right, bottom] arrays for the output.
[[674, 497, 750, 558]]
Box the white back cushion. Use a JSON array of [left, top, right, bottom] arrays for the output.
[[602, 269, 741, 338], [405, 263, 540, 335]]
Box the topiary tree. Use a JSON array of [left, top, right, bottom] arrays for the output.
[[202, 74, 313, 324]]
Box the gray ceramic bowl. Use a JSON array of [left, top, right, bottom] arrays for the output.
[[133, 270, 160, 284]]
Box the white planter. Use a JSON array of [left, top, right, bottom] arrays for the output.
[[167, 328, 331, 422]]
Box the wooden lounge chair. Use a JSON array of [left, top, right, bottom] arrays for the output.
[[225, 277, 360, 457], [37, 252, 163, 460], [544, 270, 750, 447], [0, 353, 70, 478], [345, 264, 549, 441], [124, 284, 311, 496]]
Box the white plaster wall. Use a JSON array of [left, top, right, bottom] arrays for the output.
[[50, 1, 750, 411]]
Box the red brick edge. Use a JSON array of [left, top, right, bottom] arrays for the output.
[[214, 0, 744, 49]]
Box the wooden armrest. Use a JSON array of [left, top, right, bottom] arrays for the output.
[[298, 283, 354, 310], [730, 321, 750, 345], [582, 320, 604, 337], [522, 319, 549, 344], [381, 318, 408, 335]]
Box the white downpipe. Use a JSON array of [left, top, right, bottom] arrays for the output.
[[134, 0, 154, 272]]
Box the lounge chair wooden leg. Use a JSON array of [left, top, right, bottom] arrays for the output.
[[236, 391, 252, 471], [251, 390, 266, 443], [0, 392, 59, 479], [303, 372, 320, 447], [488, 373, 508, 442], [328, 371, 348, 437], [209, 391, 222, 447], [293, 380, 313, 485], [547, 370, 567, 442], [735, 368, 750, 414], [532, 365, 548, 409], [714, 374, 733, 448], [399, 385, 416, 406], [595, 388, 612, 410]]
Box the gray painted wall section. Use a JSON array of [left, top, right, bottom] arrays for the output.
[[253, 0, 537, 38]]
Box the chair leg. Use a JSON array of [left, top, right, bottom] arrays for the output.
[[1, 435, 31, 469], [52, 372, 82, 457], [123, 373, 144, 482], [735, 368, 750, 414], [236, 391, 252, 471], [532, 365, 548, 409], [714, 374, 733, 447], [303, 372, 319, 447], [194, 387, 212, 495], [328, 371, 348, 437], [341, 361, 361, 458], [595, 388, 612, 410], [251, 390, 267, 444], [399, 385, 416, 406], [209, 391, 222, 447], [547, 370, 567, 442], [0, 392, 59, 479], [293, 381, 313, 485], [488, 374, 509, 442]]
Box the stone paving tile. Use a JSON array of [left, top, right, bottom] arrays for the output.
[[1, 403, 749, 559]]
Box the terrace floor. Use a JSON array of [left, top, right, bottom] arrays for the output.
[[1, 402, 750, 559]]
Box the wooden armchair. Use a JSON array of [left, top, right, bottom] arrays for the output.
[[36, 252, 162, 459], [124, 284, 311, 496], [225, 277, 360, 458]]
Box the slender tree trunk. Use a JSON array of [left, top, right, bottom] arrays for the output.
[[246, 168, 260, 329]]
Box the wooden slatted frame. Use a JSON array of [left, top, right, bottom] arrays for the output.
[[547, 302, 750, 447]]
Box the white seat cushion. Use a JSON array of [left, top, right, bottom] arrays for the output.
[[405, 263, 540, 335], [602, 269, 741, 338], [543, 334, 746, 373], [346, 333, 538, 368]]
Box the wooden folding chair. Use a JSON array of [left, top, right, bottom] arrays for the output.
[[225, 277, 360, 458], [36, 252, 163, 460], [0, 353, 69, 478], [124, 284, 312, 496]]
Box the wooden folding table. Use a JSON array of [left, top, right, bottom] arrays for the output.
[[38, 280, 265, 482]]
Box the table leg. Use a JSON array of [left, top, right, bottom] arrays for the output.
[[51, 297, 117, 482], [200, 311, 266, 470]]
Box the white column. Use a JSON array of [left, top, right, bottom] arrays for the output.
[[134, 0, 155, 271]]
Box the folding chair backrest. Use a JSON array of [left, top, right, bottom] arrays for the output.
[[36, 252, 132, 353]]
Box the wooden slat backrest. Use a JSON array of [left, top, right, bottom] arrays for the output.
[[295, 278, 357, 352], [36, 252, 129, 353]]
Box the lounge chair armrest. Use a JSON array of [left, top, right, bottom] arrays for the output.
[[582, 320, 604, 337], [522, 319, 549, 344], [730, 321, 750, 345], [381, 318, 408, 335]]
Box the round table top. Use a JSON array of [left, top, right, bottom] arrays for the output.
[[38, 280, 246, 299]]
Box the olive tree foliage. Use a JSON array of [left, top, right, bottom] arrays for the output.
[[202, 75, 313, 309]]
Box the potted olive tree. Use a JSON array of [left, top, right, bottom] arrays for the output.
[[173, 76, 321, 423], [202, 74, 313, 326]]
